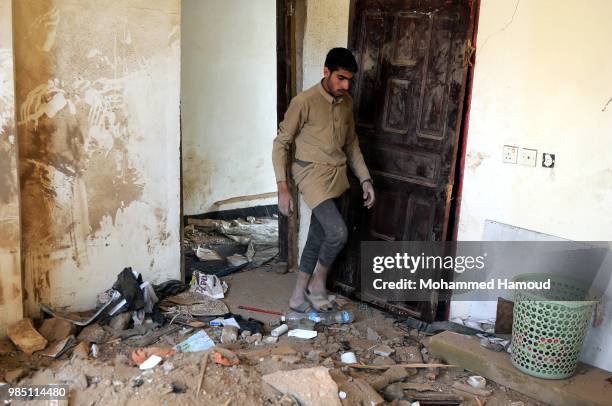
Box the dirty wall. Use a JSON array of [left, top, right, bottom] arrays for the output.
[[454, 0, 612, 371], [11, 0, 181, 317], [0, 0, 23, 335], [181, 0, 277, 215]]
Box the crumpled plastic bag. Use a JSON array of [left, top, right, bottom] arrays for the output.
[[189, 271, 228, 299]]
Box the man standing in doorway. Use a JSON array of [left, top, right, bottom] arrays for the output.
[[272, 48, 375, 312]]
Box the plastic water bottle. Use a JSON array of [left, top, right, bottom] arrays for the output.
[[318, 310, 354, 326], [285, 310, 354, 326]]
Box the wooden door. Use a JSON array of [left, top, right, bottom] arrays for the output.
[[332, 0, 477, 321]]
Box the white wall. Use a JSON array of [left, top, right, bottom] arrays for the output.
[[455, 0, 612, 371], [182, 0, 278, 215]]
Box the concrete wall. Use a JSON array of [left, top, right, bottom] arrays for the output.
[[12, 0, 181, 316], [302, 0, 350, 89], [298, 0, 351, 259], [181, 0, 277, 215], [0, 0, 24, 334], [455, 0, 612, 371]]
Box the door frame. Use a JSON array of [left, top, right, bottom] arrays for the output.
[[276, 0, 300, 271]]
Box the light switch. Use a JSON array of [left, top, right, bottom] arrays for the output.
[[519, 148, 537, 167]]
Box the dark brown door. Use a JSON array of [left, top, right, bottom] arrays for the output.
[[332, 0, 477, 321]]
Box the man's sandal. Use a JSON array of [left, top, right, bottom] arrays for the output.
[[304, 290, 338, 312], [289, 301, 313, 313]]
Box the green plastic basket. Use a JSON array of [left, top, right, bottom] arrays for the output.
[[510, 273, 599, 379]]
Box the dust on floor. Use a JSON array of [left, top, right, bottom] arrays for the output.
[[0, 268, 542, 406]]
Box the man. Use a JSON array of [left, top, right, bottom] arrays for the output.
[[272, 48, 375, 312]]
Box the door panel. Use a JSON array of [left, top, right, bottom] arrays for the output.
[[332, 0, 476, 321]]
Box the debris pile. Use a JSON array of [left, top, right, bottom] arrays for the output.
[[184, 216, 279, 279], [0, 264, 541, 405]]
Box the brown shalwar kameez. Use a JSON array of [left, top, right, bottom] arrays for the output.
[[272, 82, 371, 209]]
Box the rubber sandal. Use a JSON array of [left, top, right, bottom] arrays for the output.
[[304, 290, 336, 312], [289, 301, 313, 313]]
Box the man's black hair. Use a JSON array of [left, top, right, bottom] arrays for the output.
[[324, 47, 359, 74]]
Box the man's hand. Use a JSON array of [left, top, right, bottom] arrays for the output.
[[362, 180, 375, 209], [277, 181, 294, 216]]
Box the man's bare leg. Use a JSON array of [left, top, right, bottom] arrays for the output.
[[289, 271, 311, 310], [307, 261, 329, 296]]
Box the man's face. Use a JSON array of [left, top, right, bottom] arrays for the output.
[[323, 67, 354, 97]]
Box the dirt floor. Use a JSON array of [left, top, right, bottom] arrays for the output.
[[0, 267, 544, 406]]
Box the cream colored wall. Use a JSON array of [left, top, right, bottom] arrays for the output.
[[456, 0, 612, 371], [458, 0, 612, 241], [0, 0, 23, 335], [181, 0, 278, 215], [302, 0, 350, 89], [12, 0, 181, 316], [299, 0, 351, 259]]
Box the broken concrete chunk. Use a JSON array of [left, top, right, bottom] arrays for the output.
[[338, 378, 384, 406], [4, 368, 28, 383], [109, 312, 133, 331], [307, 350, 323, 363], [383, 382, 405, 402], [262, 366, 342, 406], [366, 327, 380, 342], [221, 326, 239, 344], [40, 335, 76, 358], [395, 346, 423, 363], [77, 323, 108, 343], [39, 318, 77, 342], [72, 341, 90, 359], [246, 333, 262, 345], [0, 339, 16, 355], [321, 357, 335, 368], [373, 344, 394, 357], [372, 355, 396, 366], [371, 366, 409, 391], [7, 319, 48, 354]]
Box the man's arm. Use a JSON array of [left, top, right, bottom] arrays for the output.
[[272, 96, 306, 216], [345, 120, 375, 209]]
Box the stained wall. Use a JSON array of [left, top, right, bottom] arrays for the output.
[[0, 0, 23, 334], [12, 0, 182, 315]]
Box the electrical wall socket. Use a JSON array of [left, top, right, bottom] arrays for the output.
[[503, 145, 518, 164], [519, 148, 537, 167]]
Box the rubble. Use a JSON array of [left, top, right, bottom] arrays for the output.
[[371, 365, 409, 391], [109, 312, 133, 331], [77, 323, 108, 343], [0, 266, 551, 406], [72, 341, 90, 359], [373, 344, 394, 357], [39, 317, 77, 342], [0, 339, 16, 355], [40, 335, 76, 358], [4, 368, 28, 383], [7, 318, 48, 354], [262, 367, 342, 406]]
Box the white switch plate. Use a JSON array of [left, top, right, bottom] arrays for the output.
[[503, 145, 518, 164], [519, 148, 537, 167]]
